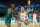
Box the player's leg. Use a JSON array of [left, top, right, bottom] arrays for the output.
[[21, 22, 27, 27], [33, 19, 35, 27], [5, 18, 11, 27], [5, 21, 11, 27], [6, 23, 11, 27], [17, 21, 21, 27], [35, 19, 38, 25], [6, 20, 11, 27]]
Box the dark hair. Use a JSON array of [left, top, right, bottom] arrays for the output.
[[21, 7, 25, 9]]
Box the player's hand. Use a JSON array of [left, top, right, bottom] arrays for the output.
[[24, 21, 26, 23], [24, 20, 28, 25], [15, 7, 18, 10]]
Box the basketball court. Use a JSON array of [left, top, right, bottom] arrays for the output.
[[0, 22, 40, 27]]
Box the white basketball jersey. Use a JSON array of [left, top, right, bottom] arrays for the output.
[[33, 14, 37, 19], [20, 12, 26, 21]]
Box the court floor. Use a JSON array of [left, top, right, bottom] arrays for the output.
[[0, 22, 40, 27]]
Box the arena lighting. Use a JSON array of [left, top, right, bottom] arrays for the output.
[[17, 5, 22, 7], [36, 4, 39, 6], [0, 5, 7, 7]]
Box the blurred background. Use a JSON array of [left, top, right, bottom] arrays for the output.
[[0, 0, 40, 27], [0, 0, 40, 23]]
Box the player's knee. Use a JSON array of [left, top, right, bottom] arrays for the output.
[[17, 22, 21, 27], [18, 22, 21, 25]]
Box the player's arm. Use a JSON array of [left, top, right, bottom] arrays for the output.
[[15, 7, 18, 10], [26, 11, 28, 19], [26, 11, 28, 15], [12, 7, 18, 17], [18, 12, 20, 21], [13, 7, 18, 12], [37, 14, 39, 18]]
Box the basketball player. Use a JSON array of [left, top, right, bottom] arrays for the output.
[[32, 12, 38, 27], [5, 8, 12, 27], [5, 4, 18, 27], [17, 7, 28, 27]]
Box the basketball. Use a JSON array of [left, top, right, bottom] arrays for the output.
[[25, 19, 30, 25]]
